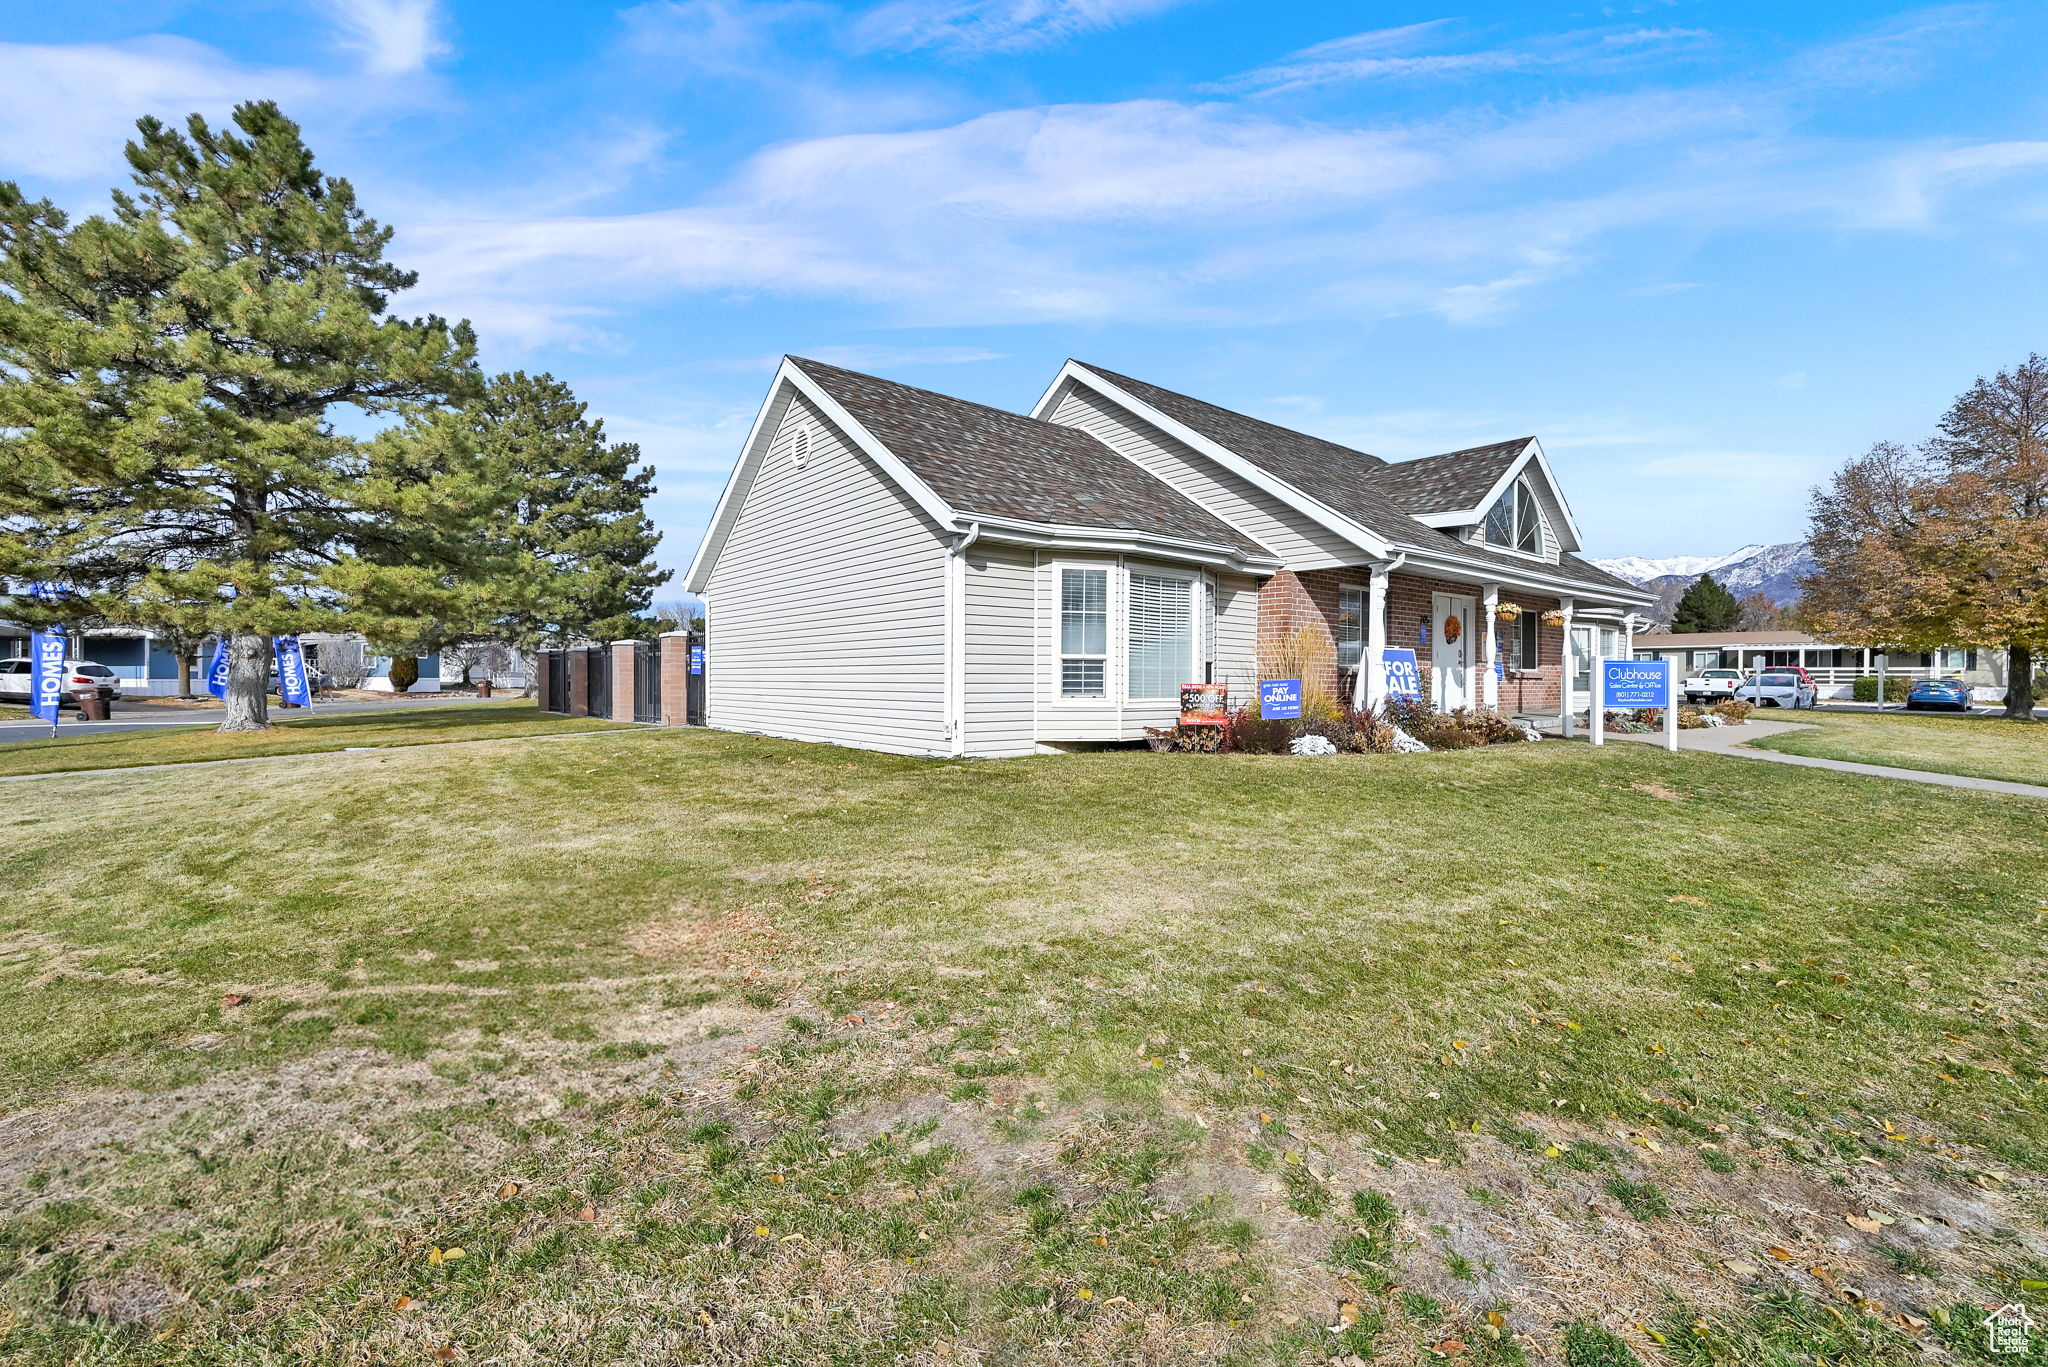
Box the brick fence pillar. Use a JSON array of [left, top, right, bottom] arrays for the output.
[[534, 652, 554, 712], [659, 631, 691, 726], [566, 647, 589, 717], [611, 640, 638, 721]]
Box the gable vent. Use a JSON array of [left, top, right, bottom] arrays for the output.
[[791, 424, 813, 470]]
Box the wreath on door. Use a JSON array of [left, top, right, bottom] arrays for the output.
[[1442, 614, 1463, 644]]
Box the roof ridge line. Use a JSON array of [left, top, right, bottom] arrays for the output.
[[788, 354, 1066, 431]]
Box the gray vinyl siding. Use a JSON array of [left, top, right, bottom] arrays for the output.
[[703, 394, 950, 756], [962, 546, 1038, 758], [1213, 571, 1262, 697], [1044, 381, 1347, 568]]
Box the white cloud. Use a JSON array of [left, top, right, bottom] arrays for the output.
[[1222, 20, 1710, 96], [0, 37, 322, 180], [852, 0, 1191, 56], [321, 0, 448, 76]]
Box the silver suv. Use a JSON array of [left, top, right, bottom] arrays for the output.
[[0, 657, 123, 706]]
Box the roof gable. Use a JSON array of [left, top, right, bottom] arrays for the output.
[[1376, 439, 1533, 515], [789, 358, 1271, 558]]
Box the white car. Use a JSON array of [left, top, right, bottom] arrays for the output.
[[1682, 668, 1744, 704], [1734, 669, 1817, 709], [0, 657, 123, 706]]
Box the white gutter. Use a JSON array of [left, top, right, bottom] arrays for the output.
[[944, 522, 981, 757]]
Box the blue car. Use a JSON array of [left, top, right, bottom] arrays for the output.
[[1905, 677, 1973, 711]]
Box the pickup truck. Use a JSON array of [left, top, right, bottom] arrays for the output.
[[1681, 668, 1744, 703]]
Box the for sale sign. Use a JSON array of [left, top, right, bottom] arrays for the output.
[[30, 626, 66, 724], [1377, 648, 1422, 702]]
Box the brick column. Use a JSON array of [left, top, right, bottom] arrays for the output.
[[611, 641, 638, 721], [659, 632, 691, 726], [534, 652, 553, 712], [566, 647, 589, 717]]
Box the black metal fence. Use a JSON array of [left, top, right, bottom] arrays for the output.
[[543, 651, 569, 712], [585, 647, 612, 719], [632, 643, 661, 723]]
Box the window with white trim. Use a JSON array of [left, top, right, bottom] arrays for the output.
[[1483, 478, 1541, 554], [1516, 612, 1540, 670], [1059, 568, 1108, 697], [1127, 572, 1194, 700], [1335, 585, 1368, 669]]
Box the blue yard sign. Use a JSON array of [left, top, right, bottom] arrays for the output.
[[273, 635, 314, 707], [1259, 678, 1303, 720], [1377, 648, 1422, 702], [1601, 658, 1671, 708], [204, 639, 231, 698], [29, 626, 67, 725], [689, 645, 705, 676]]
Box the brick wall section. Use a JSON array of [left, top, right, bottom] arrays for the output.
[[566, 648, 589, 717], [1257, 566, 1569, 715], [659, 632, 691, 726], [611, 641, 638, 721], [534, 652, 555, 712]]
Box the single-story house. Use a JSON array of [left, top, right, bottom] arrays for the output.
[[1632, 629, 2006, 701], [0, 625, 441, 695], [681, 357, 1653, 759]]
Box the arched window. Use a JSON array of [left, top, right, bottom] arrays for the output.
[[1483, 478, 1541, 554]]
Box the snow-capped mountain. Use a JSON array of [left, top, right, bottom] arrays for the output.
[[1591, 541, 1816, 625], [1593, 546, 1768, 583]]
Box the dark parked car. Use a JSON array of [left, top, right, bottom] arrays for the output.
[[1905, 677, 1973, 711]]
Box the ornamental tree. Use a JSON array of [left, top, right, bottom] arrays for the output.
[[0, 102, 490, 730]]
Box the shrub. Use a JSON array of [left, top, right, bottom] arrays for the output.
[[1258, 627, 1340, 722], [1709, 698, 1755, 723], [386, 654, 420, 692], [1231, 716, 1292, 755], [1850, 675, 1911, 702]]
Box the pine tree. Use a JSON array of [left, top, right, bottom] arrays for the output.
[[0, 102, 489, 730], [1670, 573, 1741, 633], [468, 370, 669, 648]]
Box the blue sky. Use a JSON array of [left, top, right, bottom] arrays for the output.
[[5, 1, 2047, 584]]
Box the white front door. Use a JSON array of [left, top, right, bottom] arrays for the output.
[[1431, 592, 1475, 710]]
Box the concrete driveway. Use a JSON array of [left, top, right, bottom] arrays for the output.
[[0, 693, 500, 744]]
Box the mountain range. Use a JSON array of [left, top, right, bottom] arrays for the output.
[[1590, 542, 1815, 627]]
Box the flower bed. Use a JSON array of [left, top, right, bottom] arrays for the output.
[[1146, 697, 1540, 756]]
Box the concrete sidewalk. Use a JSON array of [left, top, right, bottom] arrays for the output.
[[1604, 717, 2048, 800]]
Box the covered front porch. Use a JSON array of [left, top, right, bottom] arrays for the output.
[[1257, 565, 1641, 726]]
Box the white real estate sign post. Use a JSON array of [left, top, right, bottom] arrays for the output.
[[1591, 658, 1678, 753]]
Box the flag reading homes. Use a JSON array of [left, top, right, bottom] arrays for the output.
[[30, 626, 67, 725], [273, 635, 314, 708], [204, 639, 231, 699]]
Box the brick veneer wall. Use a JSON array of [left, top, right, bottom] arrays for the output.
[[1256, 567, 1568, 715], [659, 632, 691, 726], [611, 641, 638, 721], [566, 648, 589, 718]]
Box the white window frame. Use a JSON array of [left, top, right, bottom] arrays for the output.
[[1335, 583, 1369, 671], [1482, 477, 1548, 560], [1055, 563, 1112, 702], [1125, 566, 1199, 702]]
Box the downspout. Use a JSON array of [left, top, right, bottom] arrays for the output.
[[946, 523, 981, 757], [1353, 551, 1408, 712]]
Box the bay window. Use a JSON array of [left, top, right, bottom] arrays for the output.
[[1060, 567, 1108, 697], [1127, 572, 1194, 700]]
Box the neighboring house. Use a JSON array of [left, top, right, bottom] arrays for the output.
[[682, 357, 1652, 759], [1634, 629, 2006, 701], [0, 624, 441, 695]]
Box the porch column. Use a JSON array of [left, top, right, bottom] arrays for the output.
[[1359, 563, 1391, 710], [1481, 583, 1500, 709], [1558, 596, 1576, 738]]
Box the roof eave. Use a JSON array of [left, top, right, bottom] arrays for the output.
[[968, 514, 1283, 572]]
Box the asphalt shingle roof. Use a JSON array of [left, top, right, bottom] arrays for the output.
[[1074, 364, 1644, 598], [1374, 439, 1531, 513], [790, 357, 1270, 559]]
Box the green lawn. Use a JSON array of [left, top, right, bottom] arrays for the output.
[[0, 700, 633, 776], [3, 730, 2046, 1365], [1745, 707, 2048, 785]]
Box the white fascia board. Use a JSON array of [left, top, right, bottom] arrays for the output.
[[970, 515, 1282, 573], [683, 358, 962, 593], [1393, 544, 1654, 606], [1521, 442, 1585, 552], [1036, 362, 1395, 561]]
